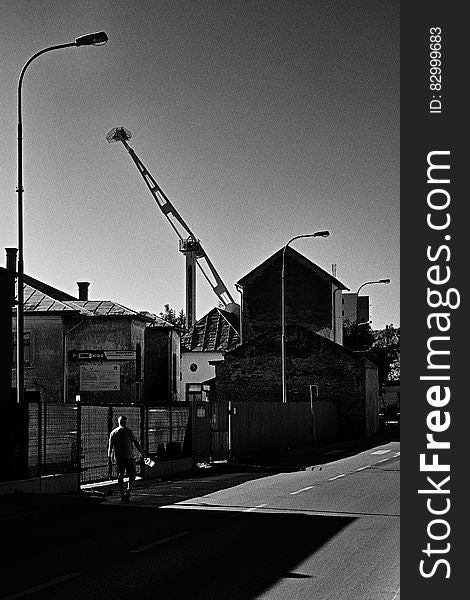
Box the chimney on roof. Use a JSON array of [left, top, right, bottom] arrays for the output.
[[77, 282, 90, 301], [6, 248, 18, 272]]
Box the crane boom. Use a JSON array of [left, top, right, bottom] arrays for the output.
[[106, 127, 235, 329]]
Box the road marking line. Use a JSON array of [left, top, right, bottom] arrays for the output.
[[328, 474, 345, 481], [355, 465, 370, 471], [243, 504, 267, 512], [130, 531, 191, 553], [290, 486, 314, 495], [391, 586, 400, 600], [395, 452, 401, 457], [1, 573, 82, 600], [377, 458, 389, 463], [371, 449, 391, 455]]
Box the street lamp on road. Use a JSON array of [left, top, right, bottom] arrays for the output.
[[281, 231, 330, 404], [16, 32, 108, 404], [354, 279, 390, 350]]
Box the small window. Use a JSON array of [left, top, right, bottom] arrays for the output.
[[186, 383, 206, 402]]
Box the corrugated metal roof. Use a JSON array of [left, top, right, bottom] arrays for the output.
[[69, 300, 144, 317], [22, 274, 78, 301], [15, 275, 169, 325], [18, 283, 165, 324], [22, 285, 84, 313]]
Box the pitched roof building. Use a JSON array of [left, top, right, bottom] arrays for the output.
[[236, 246, 348, 345], [6, 259, 176, 403]]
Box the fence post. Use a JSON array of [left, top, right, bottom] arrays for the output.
[[107, 406, 113, 434], [227, 401, 232, 462], [140, 404, 146, 469], [143, 405, 149, 456], [37, 401, 42, 478], [169, 398, 173, 458], [76, 402, 82, 481], [309, 385, 317, 443], [42, 402, 47, 476]]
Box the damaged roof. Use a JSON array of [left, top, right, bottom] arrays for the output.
[[182, 307, 240, 352]]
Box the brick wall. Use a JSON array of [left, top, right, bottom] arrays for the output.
[[215, 325, 379, 439]]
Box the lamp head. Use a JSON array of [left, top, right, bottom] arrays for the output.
[[379, 278, 391, 284], [75, 32, 108, 47], [314, 230, 330, 238]]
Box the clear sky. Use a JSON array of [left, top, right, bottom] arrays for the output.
[[1, 0, 399, 329]]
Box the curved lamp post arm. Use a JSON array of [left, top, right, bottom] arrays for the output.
[[353, 278, 390, 350], [16, 32, 108, 404], [356, 278, 390, 297]]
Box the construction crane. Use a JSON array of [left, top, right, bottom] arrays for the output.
[[106, 127, 236, 330]]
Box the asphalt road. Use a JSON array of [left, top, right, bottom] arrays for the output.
[[1, 441, 399, 600]]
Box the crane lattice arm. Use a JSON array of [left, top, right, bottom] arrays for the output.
[[106, 127, 235, 328]]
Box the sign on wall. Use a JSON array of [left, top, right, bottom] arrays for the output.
[[80, 364, 120, 391], [70, 350, 136, 361]]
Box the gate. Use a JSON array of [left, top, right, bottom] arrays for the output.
[[191, 401, 211, 462], [211, 401, 229, 460], [191, 401, 229, 462]]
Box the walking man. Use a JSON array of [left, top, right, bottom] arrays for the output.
[[108, 415, 144, 502]]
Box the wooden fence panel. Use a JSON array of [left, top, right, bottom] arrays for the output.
[[231, 402, 317, 458], [191, 402, 211, 463], [211, 401, 229, 461], [312, 399, 338, 441]]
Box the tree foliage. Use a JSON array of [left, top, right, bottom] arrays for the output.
[[373, 324, 400, 382], [343, 320, 400, 385], [159, 304, 186, 329], [342, 319, 375, 351]]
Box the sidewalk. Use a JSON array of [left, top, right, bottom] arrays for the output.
[[212, 423, 399, 473], [0, 424, 398, 523]]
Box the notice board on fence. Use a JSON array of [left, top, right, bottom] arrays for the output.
[[80, 364, 120, 391]]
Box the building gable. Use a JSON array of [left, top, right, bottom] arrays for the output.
[[236, 247, 347, 342]]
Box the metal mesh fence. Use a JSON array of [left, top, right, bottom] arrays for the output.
[[147, 407, 170, 458], [27, 403, 40, 476], [171, 407, 190, 458], [145, 406, 190, 460], [24, 402, 192, 484], [43, 404, 78, 475], [81, 405, 109, 483]]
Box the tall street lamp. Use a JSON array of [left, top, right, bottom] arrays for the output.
[[354, 278, 390, 350], [16, 32, 108, 404], [281, 231, 330, 404]]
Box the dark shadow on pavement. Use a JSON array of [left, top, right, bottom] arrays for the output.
[[1, 502, 355, 600]]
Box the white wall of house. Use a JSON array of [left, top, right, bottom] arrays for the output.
[[332, 285, 344, 345], [181, 351, 223, 400]]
